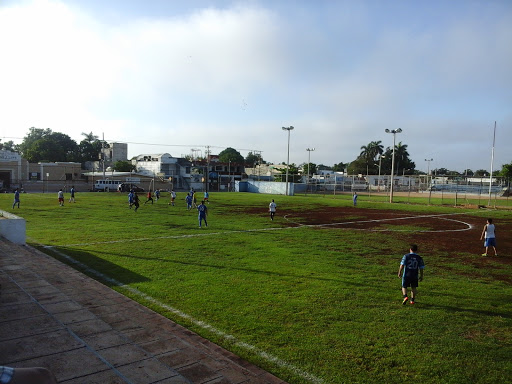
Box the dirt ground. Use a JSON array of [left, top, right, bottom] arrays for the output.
[[264, 205, 512, 283]]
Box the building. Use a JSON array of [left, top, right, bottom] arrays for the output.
[[0, 150, 28, 190], [134, 153, 192, 190]]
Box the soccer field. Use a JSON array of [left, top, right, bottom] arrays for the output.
[[3, 191, 512, 383]]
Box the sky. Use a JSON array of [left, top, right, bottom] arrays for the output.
[[0, 0, 511, 173]]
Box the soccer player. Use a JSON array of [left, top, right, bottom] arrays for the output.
[[12, 188, 20, 209], [397, 244, 424, 305], [58, 189, 64, 206], [69, 186, 76, 203], [192, 191, 197, 207], [144, 190, 154, 205], [185, 193, 193, 210], [133, 193, 140, 212], [197, 200, 208, 228], [155, 189, 160, 201], [128, 190, 134, 208], [480, 218, 498, 257], [169, 189, 176, 206], [204, 191, 209, 204], [269, 199, 277, 221], [353, 192, 358, 206]]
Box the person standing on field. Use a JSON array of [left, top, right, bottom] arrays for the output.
[[480, 218, 498, 257], [269, 199, 277, 221], [69, 186, 76, 203], [398, 244, 424, 305], [12, 188, 20, 209], [58, 189, 64, 206], [353, 192, 358, 206], [197, 200, 208, 228], [154, 189, 160, 201], [185, 193, 193, 210], [169, 189, 176, 206], [133, 193, 140, 212]]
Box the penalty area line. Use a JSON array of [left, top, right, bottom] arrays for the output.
[[37, 242, 324, 384]]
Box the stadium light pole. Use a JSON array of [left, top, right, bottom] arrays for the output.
[[378, 155, 385, 192], [306, 147, 315, 184], [385, 128, 402, 203], [425, 158, 433, 189], [282, 126, 294, 195]]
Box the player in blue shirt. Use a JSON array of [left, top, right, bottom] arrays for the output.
[[353, 192, 358, 206], [185, 193, 193, 210], [197, 200, 208, 228], [398, 244, 424, 305], [12, 188, 20, 209]]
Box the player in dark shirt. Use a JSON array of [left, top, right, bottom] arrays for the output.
[[398, 244, 425, 305]]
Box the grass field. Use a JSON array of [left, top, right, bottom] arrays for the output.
[[2, 191, 511, 384]]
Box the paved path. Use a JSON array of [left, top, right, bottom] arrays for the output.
[[0, 239, 288, 384]]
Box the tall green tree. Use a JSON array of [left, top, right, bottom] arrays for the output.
[[275, 163, 301, 182], [0, 140, 15, 151], [219, 147, 244, 163], [114, 160, 136, 172], [81, 131, 99, 143], [16, 128, 79, 162], [245, 151, 264, 166], [381, 142, 415, 175], [333, 162, 347, 172], [499, 162, 512, 181]]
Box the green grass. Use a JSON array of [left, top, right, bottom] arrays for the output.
[[2, 191, 511, 384]]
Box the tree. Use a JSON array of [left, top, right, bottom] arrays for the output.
[[114, 160, 136, 172], [81, 131, 99, 143], [275, 163, 301, 182], [333, 162, 347, 172], [78, 140, 104, 163], [218, 147, 244, 163], [474, 169, 489, 177], [0, 140, 15, 151], [381, 142, 415, 175], [245, 151, 264, 166], [302, 162, 317, 176], [16, 128, 79, 162], [463, 169, 474, 176], [499, 162, 512, 180], [347, 157, 369, 175]]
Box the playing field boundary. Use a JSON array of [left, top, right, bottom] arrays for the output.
[[30, 237, 324, 384]]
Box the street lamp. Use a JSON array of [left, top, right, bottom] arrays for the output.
[[282, 126, 294, 195], [306, 148, 315, 185], [378, 155, 385, 192], [425, 158, 433, 188], [385, 128, 402, 203]]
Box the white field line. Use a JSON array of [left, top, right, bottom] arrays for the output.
[[45, 212, 473, 249], [37, 243, 324, 384]]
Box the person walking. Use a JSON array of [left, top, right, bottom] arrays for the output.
[[69, 186, 76, 203], [197, 200, 208, 228], [12, 188, 20, 209], [269, 199, 277, 221], [480, 218, 498, 257], [155, 189, 160, 201], [58, 189, 64, 206], [397, 244, 425, 305]]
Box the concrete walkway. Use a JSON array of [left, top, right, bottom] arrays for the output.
[[0, 239, 288, 384]]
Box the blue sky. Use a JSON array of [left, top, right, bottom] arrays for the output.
[[1, 0, 511, 172]]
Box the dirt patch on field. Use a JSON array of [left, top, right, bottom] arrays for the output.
[[248, 205, 512, 283]]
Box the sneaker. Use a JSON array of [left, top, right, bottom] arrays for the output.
[[495, 254, 498, 257], [410, 300, 415, 305], [402, 297, 408, 305], [481, 253, 488, 256]]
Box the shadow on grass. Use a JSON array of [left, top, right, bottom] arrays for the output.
[[40, 246, 151, 285], [418, 302, 511, 319], [60, 247, 366, 287]]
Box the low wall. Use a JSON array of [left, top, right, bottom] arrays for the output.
[[0, 210, 26, 245], [236, 181, 295, 195]]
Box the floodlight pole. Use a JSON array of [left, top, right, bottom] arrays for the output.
[[378, 155, 385, 192], [306, 148, 315, 191], [385, 128, 402, 203], [425, 158, 433, 189], [282, 126, 294, 195]]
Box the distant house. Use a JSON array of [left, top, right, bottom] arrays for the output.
[[133, 153, 192, 189]]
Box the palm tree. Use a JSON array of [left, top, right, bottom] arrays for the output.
[[81, 131, 98, 143], [360, 141, 384, 173]]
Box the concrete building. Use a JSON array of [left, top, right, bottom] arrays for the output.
[[0, 150, 28, 190], [133, 153, 192, 190]]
